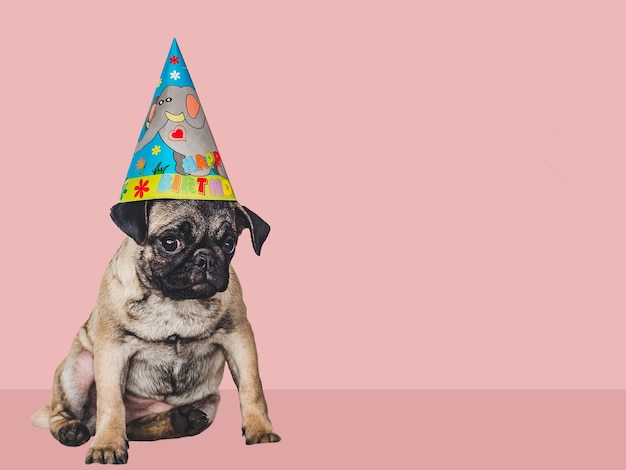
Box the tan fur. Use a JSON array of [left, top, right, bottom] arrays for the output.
[[32, 201, 279, 464]]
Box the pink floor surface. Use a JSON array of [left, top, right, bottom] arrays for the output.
[[6, 390, 626, 469]]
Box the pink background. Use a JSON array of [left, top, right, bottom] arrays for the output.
[[2, 0, 626, 390]]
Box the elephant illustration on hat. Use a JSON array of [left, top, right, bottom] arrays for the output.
[[135, 85, 228, 178]]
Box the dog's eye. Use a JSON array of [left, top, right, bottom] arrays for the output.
[[161, 237, 182, 253], [222, 237, 236, 254]]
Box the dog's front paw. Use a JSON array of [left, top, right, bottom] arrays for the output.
[[242, 416, 281, 445], [85, 438, 129, 464], [244, 430, 281, 445]]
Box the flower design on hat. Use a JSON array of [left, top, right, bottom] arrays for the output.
[[134, 179, 150, 199], [136, 157, 146, 175]]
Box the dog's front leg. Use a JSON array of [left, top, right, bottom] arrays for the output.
[[223, 319, 281, 445], [85, 341, 130, 464]]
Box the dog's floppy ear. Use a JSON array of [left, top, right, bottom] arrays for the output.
[[236, 204, 270, 256], [110, 201, 151, 244]]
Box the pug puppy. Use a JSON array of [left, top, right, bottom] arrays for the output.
[[31, 199, 280, 464]]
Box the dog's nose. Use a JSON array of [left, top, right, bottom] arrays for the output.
[[193, 251, 215, 272]]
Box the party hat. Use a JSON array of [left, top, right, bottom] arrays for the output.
[[119, 39, 235, 202]]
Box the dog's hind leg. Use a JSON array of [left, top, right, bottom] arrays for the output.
[[126, 394, 220, 441], [46, 338, 97, 447]]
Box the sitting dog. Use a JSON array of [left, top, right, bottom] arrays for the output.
[[31, 199, 280, 464]]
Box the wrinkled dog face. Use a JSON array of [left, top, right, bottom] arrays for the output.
[[143, 201, 238, 299], [110, 199, 270, 300]]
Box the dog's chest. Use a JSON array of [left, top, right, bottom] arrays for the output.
[[123, 298, 232, 401], [125, 335, 224, 400]]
